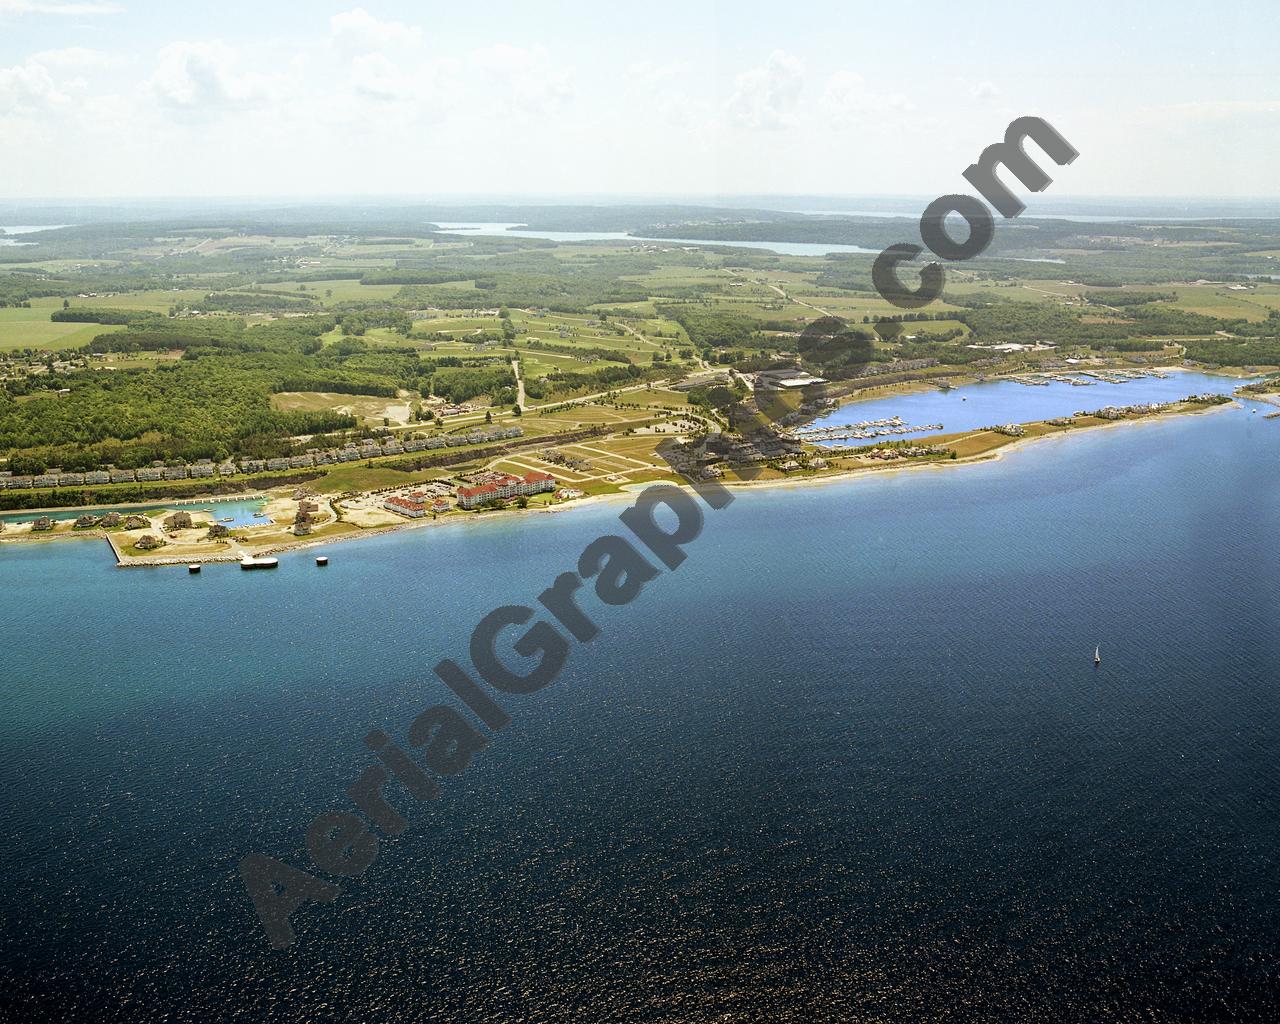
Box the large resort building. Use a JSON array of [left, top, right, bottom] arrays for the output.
[[383, 493, 429, 518], [457, 471, 556, 509]]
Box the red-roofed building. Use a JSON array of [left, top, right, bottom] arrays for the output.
[[384, 494, 427, 518], [458, 470, 556, 509]]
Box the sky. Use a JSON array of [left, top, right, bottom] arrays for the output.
[[0, 0, 1278, 201]]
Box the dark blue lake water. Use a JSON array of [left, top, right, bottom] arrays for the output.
[[1, 401, 1278, 1021]]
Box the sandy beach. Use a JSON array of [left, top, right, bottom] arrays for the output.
[[0, 393, 1237, 567]]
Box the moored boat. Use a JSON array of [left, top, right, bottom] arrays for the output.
[[240, 555, 279, 570]]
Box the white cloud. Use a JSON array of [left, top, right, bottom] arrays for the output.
[[473, 44, 571, 113], [349, 52, 410, 101], [0, 0, 122, 14], [29, 46, 125, 71], [627, 60, 683, 84], [0, 45, 131, 124], [971, 80, 1000, 102], [330, 7, 421, 55], [149, 41, 284, 115], [0, 57, 69, 111], [821, 69, 914, 125], [727, 50, 804, 131], [347, 51, 453, 112]]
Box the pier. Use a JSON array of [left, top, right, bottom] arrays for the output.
[[789, 416, 945, 443], [1002, 368, 1169, 388]]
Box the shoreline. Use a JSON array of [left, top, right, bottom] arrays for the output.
[[24, 396, 1236, 568]]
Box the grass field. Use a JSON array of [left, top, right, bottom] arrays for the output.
[[1166, 285, 1280, 321], [0, 307, 127, 351]]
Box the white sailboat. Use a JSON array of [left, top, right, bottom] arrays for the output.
[[1094, 645, 1101, 666]]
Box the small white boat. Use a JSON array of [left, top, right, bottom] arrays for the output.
[[315, 556, 329, 567], [240, 555, 279, 571], [1094, 645, 1101, 666], [220, 517, 234, 523], [187, 564, 201, 574], [252, 512, 267, 518]]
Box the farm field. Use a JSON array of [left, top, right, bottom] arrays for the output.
[[0, 307, 127, 351]]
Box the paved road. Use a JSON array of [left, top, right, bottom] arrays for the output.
[[767, 282, 832, 317]]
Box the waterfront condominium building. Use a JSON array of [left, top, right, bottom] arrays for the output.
[[456, 471, 556, 509]]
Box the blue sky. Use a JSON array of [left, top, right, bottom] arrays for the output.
[[1, 0, 1277, 198]]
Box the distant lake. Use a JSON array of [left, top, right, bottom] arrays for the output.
[[0, 224, 67, 246], [808, 370, 1254, 443], [434, 221, 881, 256]]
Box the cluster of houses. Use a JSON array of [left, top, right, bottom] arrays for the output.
[[701, 433, 804, 467], [0, 354, 88, 382], [73, 511, 126, 529], [855, 358, 940, 378], [776, 456, 828, 473], [861, 445, 949, 461], [0, 427, 526, 491], [1078, 402, 1172, 422], [19, 510, 153, 533], [539, 449, 590, 471], [456, 470, 556, 510]]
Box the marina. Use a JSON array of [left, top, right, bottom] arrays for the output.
[[789, 416, 946, 443], [802, 370, 1251, 444], [1006, 368, 1170, 387]]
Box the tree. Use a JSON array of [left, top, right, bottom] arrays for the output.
[[512, 404, 522, 417], [705, 385, 737, 410]]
